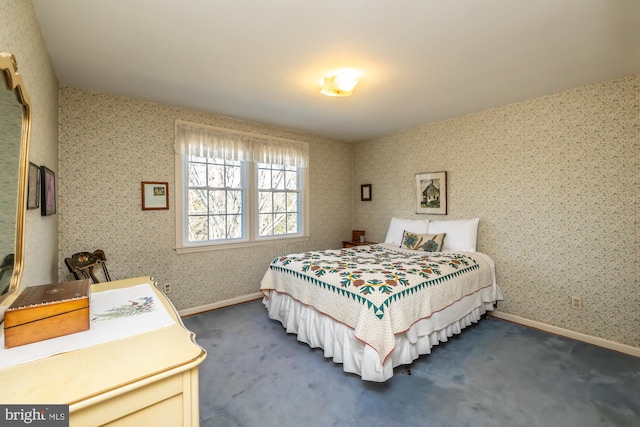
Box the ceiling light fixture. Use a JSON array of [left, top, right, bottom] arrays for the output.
[[320, 68, 360, 97]]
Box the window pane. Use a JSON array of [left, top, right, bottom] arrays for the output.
[[227, 190, 242, 214], [285, 170, 297, 190], [188, 216, 208, 241], [209, 215, 227, 240], [227, 215, 242, 239], [273, 192, 287, 213], [272, 168, 285, 190], [209, 190, 227, 215], [208, 164, 226, 188], [258, 191, 272, 213], [286, 193, 298, 211], [286, 213, 298, 233], [189, 163, 207, 187], [273, 213, 287, 234], [188, 189, 208, 214], [258, 168, 271, 189], [259, 213, 273, 236], [227, 164, 242, 188]]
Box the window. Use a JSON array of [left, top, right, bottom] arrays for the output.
[[257, 163, 301, 237], [187, 156, 244, 242], [175, 121, 309, 251]]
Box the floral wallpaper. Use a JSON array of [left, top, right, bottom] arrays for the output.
[[353, 74, 639, 348], [0, 0, 60, 290], [2, 0, 637, 352], [57, 87, 353, 311]]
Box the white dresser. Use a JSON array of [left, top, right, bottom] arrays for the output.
[[0, 276, 206, 426]]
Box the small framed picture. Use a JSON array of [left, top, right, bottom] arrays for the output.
[[361, 184, 372, 201], [40, 165, 56, 216], [142, 181, 169, 210], [415, 171, 447, 215], [27, 162, 40, 210]]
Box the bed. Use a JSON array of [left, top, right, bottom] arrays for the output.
[[259, 218, 503, 382]]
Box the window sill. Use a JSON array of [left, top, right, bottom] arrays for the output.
[[174, 236, 310, 254]]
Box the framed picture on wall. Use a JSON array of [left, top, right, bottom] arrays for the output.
[[142, 181, 169, 210], [360, 184, 372, 201], [27, 162, 40, 210], [415, 171, 447, 215], [40, 165, 56, 216]]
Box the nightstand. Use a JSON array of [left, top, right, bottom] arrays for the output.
[[342, 240, 376, 248]]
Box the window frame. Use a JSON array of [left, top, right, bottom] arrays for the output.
[[255, 162, 303, 240], [185, 155, 248, 243], [175, 153, 309, 253]]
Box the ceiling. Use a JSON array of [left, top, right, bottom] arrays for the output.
[[32, 0, 640, 142]]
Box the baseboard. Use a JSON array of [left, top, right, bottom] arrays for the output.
[[179, 300, 640, 358], [490, 310, 640, 358], [179, 292, 263, 317]]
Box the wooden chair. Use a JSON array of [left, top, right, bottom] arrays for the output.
[[65, 249, 112, 283]]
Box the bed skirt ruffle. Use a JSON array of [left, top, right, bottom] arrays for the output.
[[263, 287, 497, 382]]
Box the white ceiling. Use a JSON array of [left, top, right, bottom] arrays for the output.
[[32, 0, 640, 142]]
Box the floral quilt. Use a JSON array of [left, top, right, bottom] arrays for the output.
[[260, 244, 494, 364]]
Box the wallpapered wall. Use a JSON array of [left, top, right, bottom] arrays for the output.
[[58, 87, 353, 310], [353, 74, 639, 348], [0, 0, 60, 289], [3, 0, 637, 350]]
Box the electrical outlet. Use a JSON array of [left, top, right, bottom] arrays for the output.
[[164, 283, 172, 294], [571, 295, 582, 310]]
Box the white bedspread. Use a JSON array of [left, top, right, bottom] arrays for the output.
[[263, 286, 498, 381], [260, 244, 500, 366]]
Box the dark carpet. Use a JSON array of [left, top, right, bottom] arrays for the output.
[[182, 300, 640, 427]]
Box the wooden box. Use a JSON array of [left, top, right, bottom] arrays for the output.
[[352, 230, 365, 241], [4, 279, 90, 348]]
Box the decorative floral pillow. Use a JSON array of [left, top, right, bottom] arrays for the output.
[[400, 231, 446, 252]]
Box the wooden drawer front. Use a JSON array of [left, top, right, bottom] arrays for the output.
[[103, 395, 183, 427], [71, 373, 187, 426]]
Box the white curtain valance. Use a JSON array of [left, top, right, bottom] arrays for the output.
[[175, 121, 309, 168]]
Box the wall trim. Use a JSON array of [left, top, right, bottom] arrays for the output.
[[490, 310, 640, 358], [179, 292, 263, 317]]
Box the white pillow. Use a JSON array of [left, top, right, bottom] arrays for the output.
[[427, 218, 480, 252], [384, 217, 429, 246]]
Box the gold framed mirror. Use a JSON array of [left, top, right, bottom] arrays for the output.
[[0, 53, 31, 316]]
